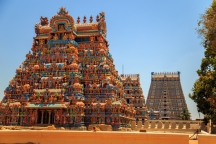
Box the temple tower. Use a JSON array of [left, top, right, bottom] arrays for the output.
[[0, 8, 136, 128], [146, 72, 188, 120], [120, 74, 148, 122]]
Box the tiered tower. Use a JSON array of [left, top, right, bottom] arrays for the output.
[[0, 8, 135, 128], [146, 72, 188, 120], [120, 74, 148, 122]]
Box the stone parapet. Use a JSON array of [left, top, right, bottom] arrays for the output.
[[131, 120, 202, 133]]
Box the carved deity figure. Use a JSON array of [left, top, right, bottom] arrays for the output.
[[58, 92, 64, 101], [58, 24, 65, 31], [53, 34, 58, 40], [63, 33, 68, 40], [11, 115, 16, 122], [55, 110, 61, 124], [23, 84, 30, 93], [40, 16, 49, 26], [68, 33, 75, 40], [63, 116, 67, 124], [48, 79, 53, 88], [39, 39, 45, 45], [42, 47, 47, 56], [90, 36, 95, 42], [32, 93, 36, 100]]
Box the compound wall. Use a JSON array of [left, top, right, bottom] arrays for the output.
[[0, 130, 189, 144]]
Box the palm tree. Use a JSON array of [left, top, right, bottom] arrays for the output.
[[180, 108, 191, 120]]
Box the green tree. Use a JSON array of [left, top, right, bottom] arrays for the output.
[[189, 0, 216, 124], [179, 108, 191, 120]]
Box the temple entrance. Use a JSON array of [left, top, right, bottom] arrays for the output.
[[37, 111, 42, 124], [43, 111, 49, 124], [37, 110, 55, 125]]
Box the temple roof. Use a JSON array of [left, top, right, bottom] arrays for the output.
[[151, 72, 180, 78], [120, 74, 140, 80]]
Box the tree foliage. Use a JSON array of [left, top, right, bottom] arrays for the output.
[[179, 108, 191, 120], [190, 0, 216, 124]]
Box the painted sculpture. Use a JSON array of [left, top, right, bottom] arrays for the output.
[[0, 7, 136, 128]]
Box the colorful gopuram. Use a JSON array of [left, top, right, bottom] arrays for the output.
[[120, 74, 148, 123], [146, 72, 188, 120], [0, 8, 136, 128]]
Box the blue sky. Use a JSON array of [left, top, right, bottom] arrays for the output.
[[0, 0, 212, 119]]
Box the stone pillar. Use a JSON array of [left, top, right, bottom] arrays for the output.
[[186, 122, 190, 129], [151, 121, 156, 129], [54, 110, 56, 124], [157, 121, 163, 129], [137, 120, 142, 129], [35, 110, 38, 124], [164, 122, 169, 129], [60, 110, 63, 124], [144, 121, 149, 129], [131, 121, 136, 130], [41, 110, 44, 124], [48, 110, 51, 124]]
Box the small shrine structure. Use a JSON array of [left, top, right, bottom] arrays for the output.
[[120, 74, 148, 123]]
